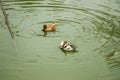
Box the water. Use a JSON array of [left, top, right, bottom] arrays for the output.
[[0, 0, 120, 80]]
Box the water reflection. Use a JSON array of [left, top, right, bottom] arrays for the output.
[[1, 0, 120, 64], [0, 0, 120, 80], [101, 40, 120, 70], [105, 51, 120, 70]]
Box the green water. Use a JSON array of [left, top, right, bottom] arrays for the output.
[[0, 0, 120, 80]]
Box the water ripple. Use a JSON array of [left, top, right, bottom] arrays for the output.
[[1, 0, 120, 70]]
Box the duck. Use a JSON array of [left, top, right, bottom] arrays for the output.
[[59, 41, 76, 51], [42, 22, 56, 32]]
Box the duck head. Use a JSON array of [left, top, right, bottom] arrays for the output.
[[59, 41, 68, 48], [42, 24, 47, 31], [59, 41, 76, 51]]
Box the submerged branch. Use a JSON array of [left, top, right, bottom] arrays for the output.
[[0, 0, 14, 39]]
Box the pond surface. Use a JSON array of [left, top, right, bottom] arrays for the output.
[[0, 0, 120, 80]]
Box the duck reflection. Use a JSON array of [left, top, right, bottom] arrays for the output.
[[60, 48, 78, 56]]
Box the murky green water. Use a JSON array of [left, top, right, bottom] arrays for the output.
[[0, 0, 120, 80]]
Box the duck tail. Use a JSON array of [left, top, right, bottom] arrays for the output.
[[69, 45, 76, 50]]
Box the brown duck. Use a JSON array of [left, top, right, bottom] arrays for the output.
[[42, 22, 56, 32]]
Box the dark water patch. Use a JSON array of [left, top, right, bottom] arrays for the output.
[[19, 5, 87, 12], [26, 59, 41, 63], [2, 0, 43, 2], [49, 0, 64, 3], [116, 0, 120, 4], [3, 7, 15, 10], [13, 2, 43, 5]]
